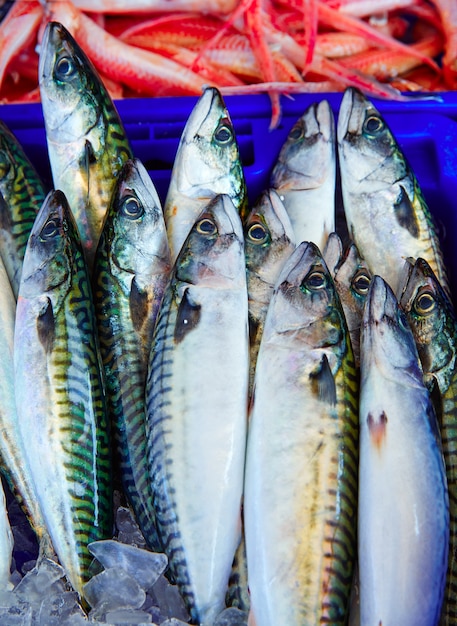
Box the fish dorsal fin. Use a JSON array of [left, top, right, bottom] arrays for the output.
[[310, 353, 336, 406]]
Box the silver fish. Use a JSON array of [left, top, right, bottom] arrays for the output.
[[163, 86, 247, 263], [145, 194, 249, 625], [337, 87, 448, 297], [358, 275, 449, 625], [270, 99, 336, 251]]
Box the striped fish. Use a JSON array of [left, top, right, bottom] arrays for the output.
[[270, 99, 336, 251], [14, 190, 112, 599], [323, 232, 372, 368], [244, 188, 295, 396], [358, 275, 449, 625], [337, 87, 448, 297], [399, 258, 457, 625], [93, 158, 171, 553], [163, 86, 247, 264], [145, 194, 249, 625], [39, 21, 133, 270], [244, 241, 359, 625], [0, 119, 47, 298]]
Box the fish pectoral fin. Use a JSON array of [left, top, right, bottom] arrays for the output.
[[174, 287, 201, 344], [36, 297, 55, 353], [129, 277, 149, 332], [309, 353, 337, 406], [394, 185, 419, 238]]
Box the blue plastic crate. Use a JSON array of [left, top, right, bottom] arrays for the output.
[[0, 92, 456, 302]]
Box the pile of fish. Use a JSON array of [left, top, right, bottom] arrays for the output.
[[0, 16, 455, 626]]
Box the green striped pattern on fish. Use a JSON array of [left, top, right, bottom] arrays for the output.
[[0, 119, 47, 296], [244, 241, 358, 625], [399, 258, 457, 624], [39, 21, 133, 269], [93, 159, 171, 553], [146, 194, 249, 625], [14, 190, 111, 598]]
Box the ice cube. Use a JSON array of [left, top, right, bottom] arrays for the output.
[[83, 567, 146, 613], [115, 507, 147, 548], [13, 558, 66, 609], [159, 620, 190, 626], [0, 599, 33, 625], [36, 590, 85, 625], [88, 540, 167, 591], [148, 576, 189, 623], [104, 607, 153, 624], [214, 607, 249, 625]]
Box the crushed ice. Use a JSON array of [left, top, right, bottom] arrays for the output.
[[2, 486, 249, 625]]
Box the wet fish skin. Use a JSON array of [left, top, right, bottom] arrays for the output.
[[244, 188, 295, 395], [270, 99, 336, 251], [14, 189, 112, 599], [323, 232, 372, 368], [39, 21, 133, 269], [399, 258, 457, 625], [164, 86, 248, 264], [0, 120, 47, 297], [93, 158, 171, 554], [358, 275, 449, 626], [146, 194, 249, 625], [245, 241, 359, 626], [337, 87, 448, 297]]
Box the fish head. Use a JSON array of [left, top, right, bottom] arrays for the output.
[[244, 189, 295, 288], [322, 231, 343, 277], [39, 22, 101, 137], [175, 193, 245, 288], [337, 87, 407, 193], [105, 158, 171, 277], [270, 99, 335, 192], [333, 241, 372, 332], [171, 87, 246, 215], [361, 275, 422, 383], [19, 190, 75, 297], [399, 257, 455, 379], [266, 241, 346, 352]]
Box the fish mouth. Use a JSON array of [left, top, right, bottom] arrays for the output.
[[181, 86, 222, 143], [337, 87, 366, 145]]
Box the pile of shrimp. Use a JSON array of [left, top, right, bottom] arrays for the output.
[[0, 0, 456, 127]]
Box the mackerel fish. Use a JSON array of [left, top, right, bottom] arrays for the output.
[[323, 232, 372, 368], [358, 275, 449, 625], [399, 258, 457, 625], [270, 99, 336, 251], [39, 21, 133, 270], [0, 248, 49, 547], [0, 119, 47, 298], [14, 190, 112, 599], [244, 241, 359, 626], [163, 86, 247, 263], [244, 188, 295, 395], [337, 87, 448, 297], [145, 194, 249, 625], [93, 158, 171, 553]]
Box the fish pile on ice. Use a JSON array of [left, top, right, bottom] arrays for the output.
[[0, 18, 455, 626]]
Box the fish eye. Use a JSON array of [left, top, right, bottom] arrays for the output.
[[55, 55, 76, 81], [196, 217, 217, 235], [214, 119, 233, 144], [304, 270, 327, 290], [289, 123, 304, 141], [0, 151, 10, 179], [40, 216, 61, 241], [247, 222, 269, 245], [121, 195, 144, 220], [414, 290, 435, 315], [352, 270, 371, 295], [363, 115, 384, 135]]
